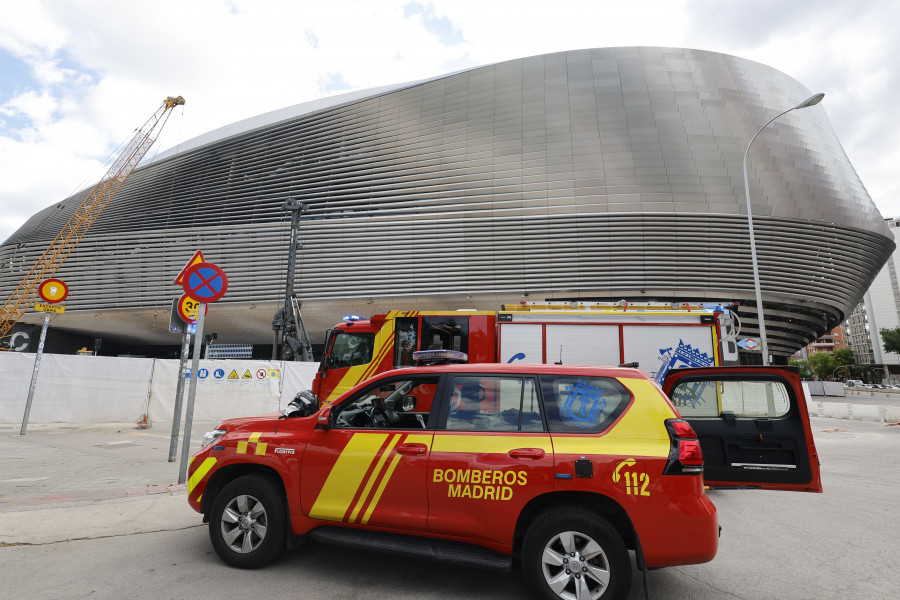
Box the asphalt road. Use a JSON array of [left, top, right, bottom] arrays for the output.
[[2, 417, 899, 599]]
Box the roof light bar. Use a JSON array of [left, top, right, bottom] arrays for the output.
[[412, 349, 468, 364]]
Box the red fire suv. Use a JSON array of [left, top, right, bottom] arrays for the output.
[[187, 353, 820, 600]]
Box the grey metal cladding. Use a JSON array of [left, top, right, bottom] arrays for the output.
[[0, 47, 893, 355]]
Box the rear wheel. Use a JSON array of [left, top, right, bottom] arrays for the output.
[[209, 474, 287, 568], [522, 507, 631, 600]]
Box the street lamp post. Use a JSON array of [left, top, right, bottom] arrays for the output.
[[742, 92, 825, 365], [833, 364, 850, 381]]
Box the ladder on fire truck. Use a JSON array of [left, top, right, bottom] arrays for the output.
[[0, 96, 185, 343]]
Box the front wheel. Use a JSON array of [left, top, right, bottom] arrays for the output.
[[209, 474, 287, 568], [522, 507, 631, 600]]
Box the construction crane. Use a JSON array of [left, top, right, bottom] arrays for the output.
[[0, 96, 185, 343], [272, 197, 314, 362]]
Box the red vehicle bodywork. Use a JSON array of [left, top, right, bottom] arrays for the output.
[[189, 364, 723, 568], [312, 306, 735, 404]]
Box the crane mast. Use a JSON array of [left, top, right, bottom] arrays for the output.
[[0, 96, 185, 342]]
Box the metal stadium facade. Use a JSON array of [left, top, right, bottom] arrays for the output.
[[0, 47, 893, 357]]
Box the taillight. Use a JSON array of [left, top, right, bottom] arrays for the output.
[[678, 439, 704, 466], [664, 418, 704, 474], [670, 419, 696, 439]]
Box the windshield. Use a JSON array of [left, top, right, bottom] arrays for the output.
[[328, 331, 375, 368]]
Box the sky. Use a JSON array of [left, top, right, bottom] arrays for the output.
[[0, 0, 898, 243]]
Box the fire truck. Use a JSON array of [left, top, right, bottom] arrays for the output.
[[312, 302, 740, 405]]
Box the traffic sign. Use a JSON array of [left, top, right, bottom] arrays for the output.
[[176, 293, 207, 323], [174, 250, 205, 286], [38, 279, 68, 303], [168, 299, 197, 334], [737, 337, 762, 351], [182, 262, 228, 303], [34, 302, 65, 314]]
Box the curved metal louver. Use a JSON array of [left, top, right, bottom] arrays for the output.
[[1, 47, 893, 354]]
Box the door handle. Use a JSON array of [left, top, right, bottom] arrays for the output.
[[397, 443, 427, 456], [508, 448, 545, 460]]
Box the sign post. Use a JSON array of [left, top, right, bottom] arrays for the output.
[[20, 313, 50, 436], [176, 260, 228, 484], [178, 303, 206, 484], [169, 272, 203, 462], [20, 279, 69, 435], [168, 326, 193, 462]]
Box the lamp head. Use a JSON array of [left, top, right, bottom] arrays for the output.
[[795, 93, 825, 110]]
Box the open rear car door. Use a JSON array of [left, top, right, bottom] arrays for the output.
[[662, 366, 822, 492]]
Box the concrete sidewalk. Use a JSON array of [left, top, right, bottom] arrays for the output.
[[0, 421, 215, 545]]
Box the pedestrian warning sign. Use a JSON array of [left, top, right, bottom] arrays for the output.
[[242, 370, 253, 379], [228, 370, 239, 380]]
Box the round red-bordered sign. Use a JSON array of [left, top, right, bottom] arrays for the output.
[[38, 279, 69, 304], [176, 293, 208, 323], [182, 262, 228, 303]]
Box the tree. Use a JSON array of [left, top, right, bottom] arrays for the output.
[[807, 352, 836, 381], [832, 348, 855, 366], [881, 327, 900, 354], [789, 357, 812, 379]]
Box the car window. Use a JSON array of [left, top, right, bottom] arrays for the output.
[[540, 376, 631, 433], [333, 375, 440, 429], [445, 375, 543, 432], [328, 332, 375, 368], [670, 378, 791, 418]]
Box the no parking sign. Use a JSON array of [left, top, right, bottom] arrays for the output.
[[182, 262, 228, 303]]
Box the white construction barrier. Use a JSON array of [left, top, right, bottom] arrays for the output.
[[1, 353, 153, 424], [280, 361, 321, 405], [4, 354, 895, 425], [147, 359, 283, 424], [0, 353, 319, 425]]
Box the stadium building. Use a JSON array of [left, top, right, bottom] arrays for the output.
[[0, 47, 893, 359]]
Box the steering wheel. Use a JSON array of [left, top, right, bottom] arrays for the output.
[[366, 405, 389, 427]]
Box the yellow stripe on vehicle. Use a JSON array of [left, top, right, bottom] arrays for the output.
[[309, 433, 389, 521], [361, 452, 403, 524], [248, 433, 267, 455], [350, 433, 431, 523], [551, 436, 670, 458], [432, 435, 552, 454], [348, 434, 401, 523], [325, 318, 397, 404], [188, 457, 217, 494], [551, 377, 675, 459]]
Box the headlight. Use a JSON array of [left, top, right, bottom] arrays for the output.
[[202, 428, 227, 447]]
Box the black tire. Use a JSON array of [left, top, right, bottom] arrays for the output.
[[208, 474, 287, 568], [522, 507, 631, 600]]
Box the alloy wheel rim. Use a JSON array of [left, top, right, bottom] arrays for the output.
[[540, 530, 611, 600], [220, 493, 268, 554]]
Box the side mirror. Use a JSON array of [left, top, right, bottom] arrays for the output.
[[316, 405, 333, 429]]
